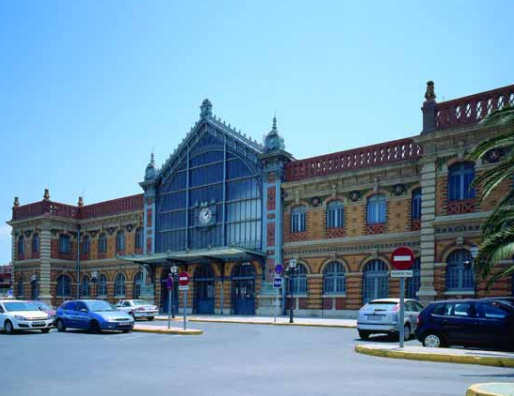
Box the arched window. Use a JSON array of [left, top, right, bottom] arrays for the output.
[[323, 262, 346, 294], [82, 235, 90, 256], [326, 201, 344, 229], [114, 273, 126, 297], [59, 234, 71, 254], [446, 249, 474, 291], [411, 189, 422, 220], [406, 258, 421, 299], [82, 276, 90, 297], [367, 195, 386, 224], [116, 231, 125, 252], [363, 260, 389, 303], [98, 233, 107, 254], [32, 234, 39, 255], [448, 162, 475, 201], [17, 236, 24, 255], [56, 275, 71, 297], [289, 263, 308, 294], [30, 274, 39, 300], [135, 228, 143, 250], [17, 276, 24, 298], [133, 272, 143, 299], [97, 274, 108, 297], [291, 206, 306, 233]]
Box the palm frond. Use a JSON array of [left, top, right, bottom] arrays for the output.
[[480, 106, 514, 128], [471, 158, 514, 201], [486, 265, 514, 289], [468, 131, 514, 161], [481, 206, 514, 238], [475, 228, 514, 279]]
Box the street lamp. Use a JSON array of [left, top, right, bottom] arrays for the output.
[[287, 259, 298, 324], [91, 271, 98, 298], [30, 274, 38, 300], [465, 244, 479, 299], [170, 264, 178, 319]]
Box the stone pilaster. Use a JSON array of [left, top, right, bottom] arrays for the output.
[[39, 228, 53, 304], [418, 161, 437, 305]]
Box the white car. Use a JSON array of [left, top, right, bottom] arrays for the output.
[[357, 298, 423, 341], [115, 299, 158, 321], [0, 300, 54, 334]]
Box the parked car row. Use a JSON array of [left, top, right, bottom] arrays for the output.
[[357, 297, 514, 350], [0, 298, 158, 335]]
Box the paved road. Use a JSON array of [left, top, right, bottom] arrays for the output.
[[1, 322, 512, 396]]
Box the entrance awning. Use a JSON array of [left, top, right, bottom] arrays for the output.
[[118, 246, 265, 265]]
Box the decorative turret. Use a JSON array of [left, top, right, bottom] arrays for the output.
[[144, 152, 157, 181], [264, 115, 285, 153], [43, 189, 50, 201], [200, 99, 213, 118]]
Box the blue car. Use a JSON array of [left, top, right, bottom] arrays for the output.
[[415, 298, 514, 350], [55, 299, 135, 334]]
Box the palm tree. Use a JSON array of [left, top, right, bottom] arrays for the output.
[[468, 105, 514, 285]]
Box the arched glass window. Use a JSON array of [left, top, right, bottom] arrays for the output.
[[114, 273, 126, 297], [363, 260, 389, 304], [326, 201, 344, 229], [448, 162, 475, 201], [116, 231, 125, 252], [135, 228, 143, 250], [133, 272, 143, 299], [18, 236, 24, 255], [367, 195, 386, 224], [323, 262, 346, 294], [17, 276, 25, 298], [82, 236, 90, 256], [411, 189, 422, 220], [30, 274, 39, 300], [82, 276, 90, 297], [59, 235, 71, 254], [98, 233, 107, 254], [56, 275, 71, 297], [446, 249, 474, 291], [406, 258, 421, 299], [32, 234, 39, 255], [97, 274, 108, 297], [288, 263, 308, 294], [291, 206, 306, 233]]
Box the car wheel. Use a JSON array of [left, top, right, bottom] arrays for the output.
[[4, 320, 14, 335], [403, 324, 411, 341], [423, 332, 445, 348], [56, 319, 66, 332], [358, 330, 370, 340], [89, 320, 101, 334], [41, 328, 51, 333], [147, 317, 154, 321], [122, 329, 131, 333]]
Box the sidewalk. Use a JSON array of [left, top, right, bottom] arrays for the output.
[[466, 383, 514, 396], [355, 343, 514, 368], [133, 323, 203, 335], [154, 315, 357, 328]]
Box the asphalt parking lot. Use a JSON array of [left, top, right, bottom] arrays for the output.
[[2, 322, 512, 396]]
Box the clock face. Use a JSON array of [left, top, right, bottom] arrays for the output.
[[199, 207, 213, 225]]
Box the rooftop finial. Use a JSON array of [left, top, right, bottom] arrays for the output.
[[150, 151, 155, 165], [200, 99, 213, 118], [272, 113, 278, 132], [43, 189, 50, 201], [13, 197, 19, 208], [78, 197, 84, 207], [425, 80, 436, 101]]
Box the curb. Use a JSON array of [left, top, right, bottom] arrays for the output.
[[133, 326, 203, 336], [154, 317, 356, 329], [354, 344, 514, 368], [466, 383, 514, 396]]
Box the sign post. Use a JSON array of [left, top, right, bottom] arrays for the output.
[[178, 272, 190, 330], [390, 247, 415, 348], [166, 276, 173, 330], [273, 264, 284, 323]]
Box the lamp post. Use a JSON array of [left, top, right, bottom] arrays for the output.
[[170, 264, 178, 319], [288, 259, 298, 324], [92, 271, 98, 298], [469, 244, 479, 299], [30, 274, 38, 300]]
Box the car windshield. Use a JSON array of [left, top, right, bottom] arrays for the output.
[[366, 302, 397, 311], [4, 302, 39, 312], [32, 301, 52, 310], [133, 300, 153, 306], [86, 301, 117, 312]]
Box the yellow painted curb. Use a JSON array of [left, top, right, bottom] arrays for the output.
[[133, 327, 203, 336], [187, 318, 355, 329], [354, 344, 514, 368], [466, 383, 514, 396]]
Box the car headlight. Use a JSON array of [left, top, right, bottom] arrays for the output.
[[14, 315, 27, 321]]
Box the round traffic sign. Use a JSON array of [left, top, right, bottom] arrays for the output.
[[391, 247, 415, 270], [178, 272, 190, 286], [275, 264, 284, 275]]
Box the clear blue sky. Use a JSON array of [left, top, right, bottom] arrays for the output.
[[1, 0, 513, 264]]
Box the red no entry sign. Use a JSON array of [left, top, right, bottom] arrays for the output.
[[178, 272, 190, 286], [391, 247, 415, 270]]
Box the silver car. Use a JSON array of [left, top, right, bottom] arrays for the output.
[[357, 298, 423, 340], [115, 299, 158, 321]]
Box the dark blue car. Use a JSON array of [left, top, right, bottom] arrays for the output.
[[415, 298, 514, 350], [55, 300, 135, 334]]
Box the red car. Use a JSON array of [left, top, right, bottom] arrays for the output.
[[28, 301, 56, 319]]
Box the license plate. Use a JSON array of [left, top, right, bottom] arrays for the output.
[[33, 322, 45, 326], [366, 315, 383, 321]]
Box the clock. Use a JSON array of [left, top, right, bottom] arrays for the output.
[[198, 207, 213, 226]]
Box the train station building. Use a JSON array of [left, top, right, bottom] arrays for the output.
[[8, 81, 514, 316]]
